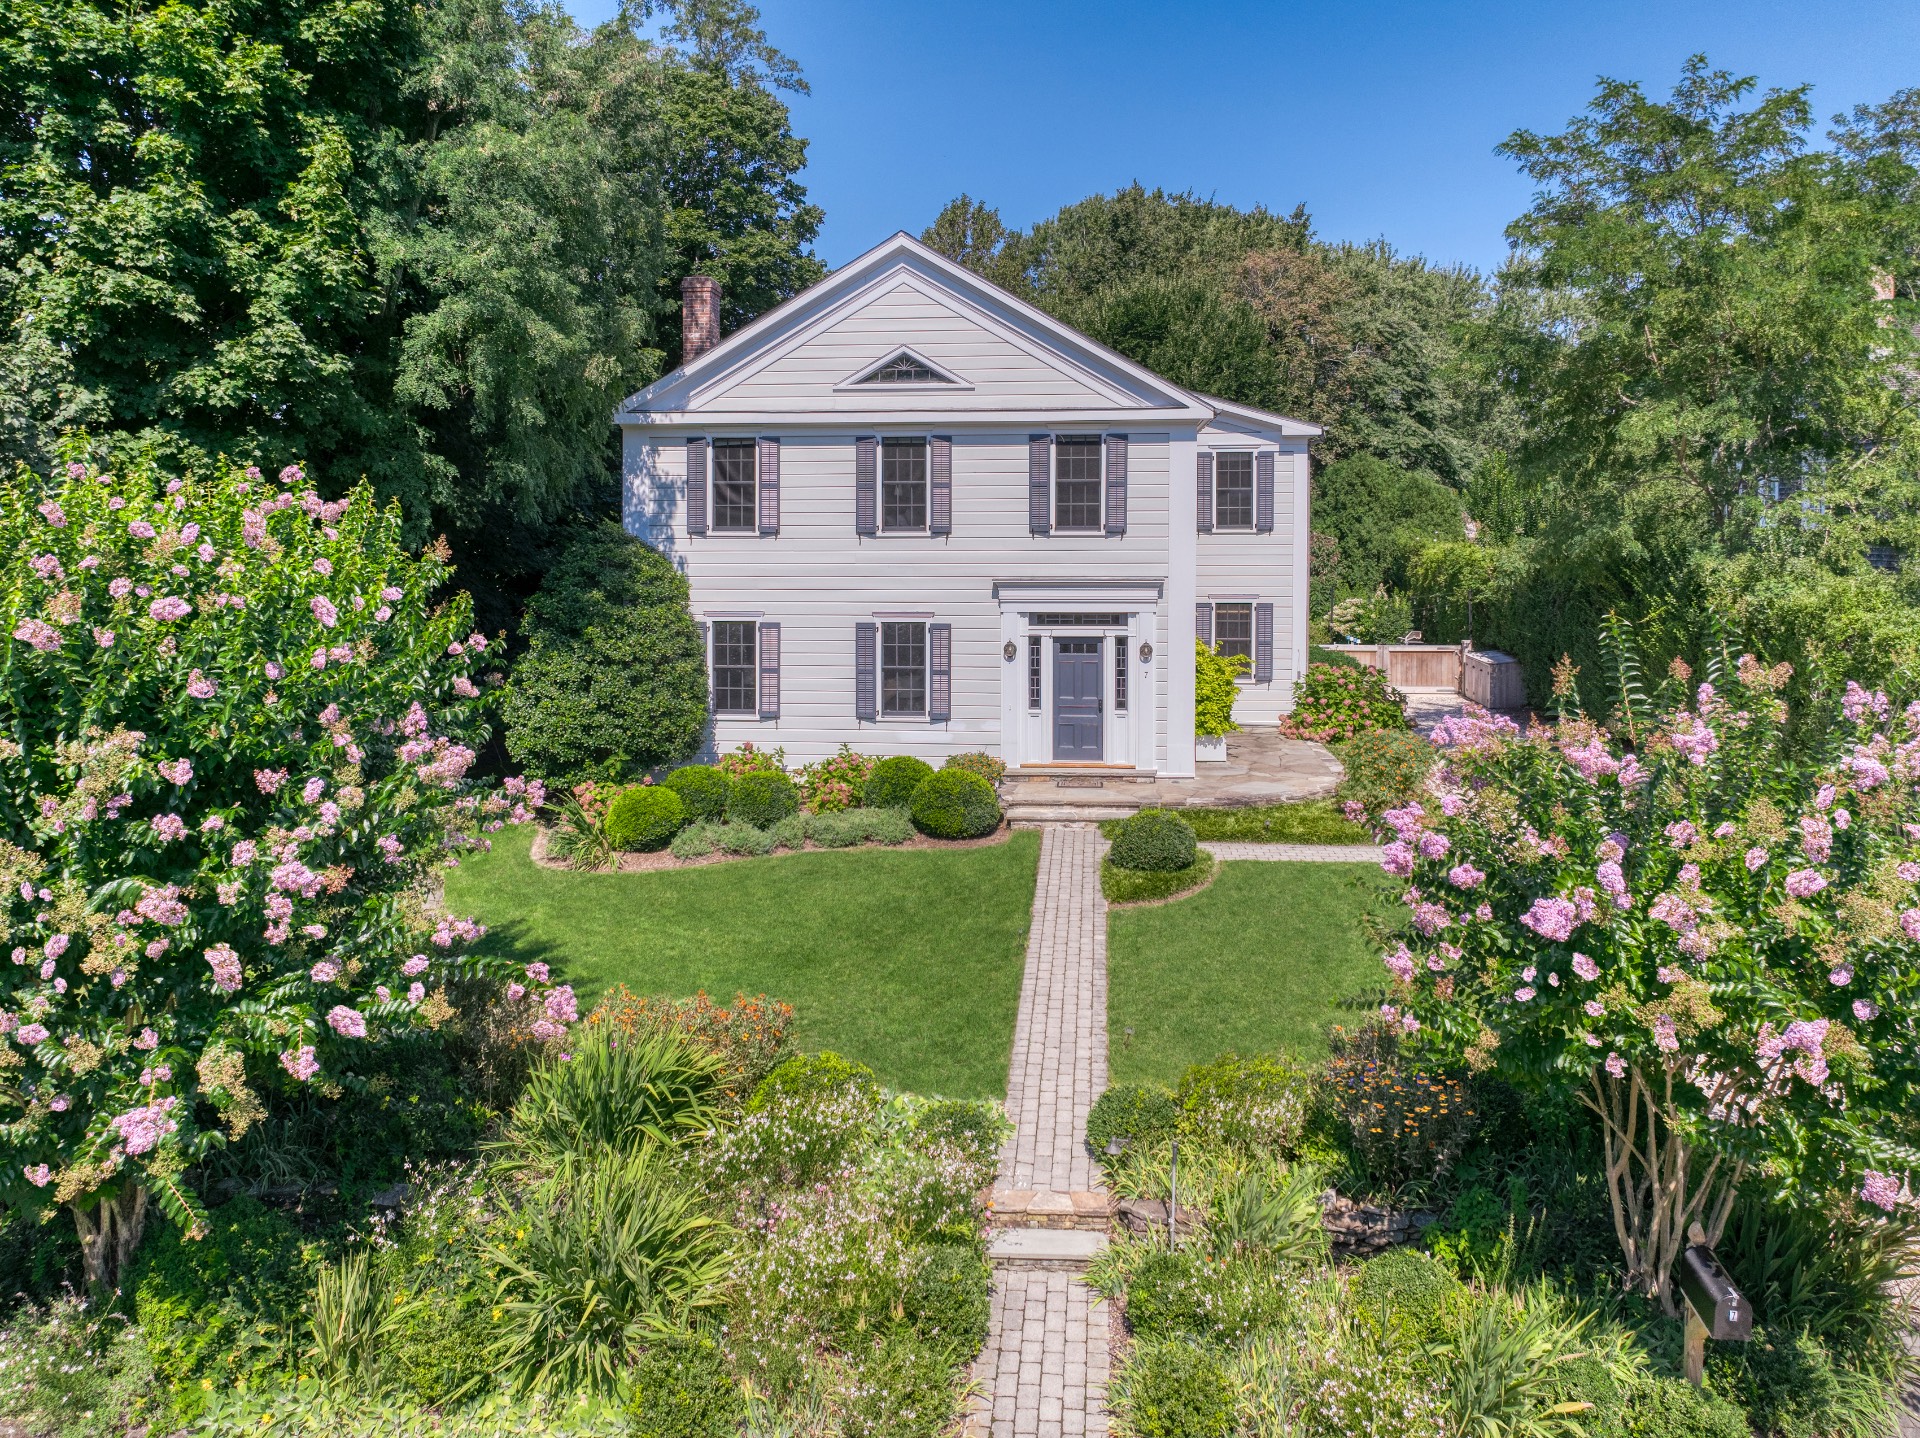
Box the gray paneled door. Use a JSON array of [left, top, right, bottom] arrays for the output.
[[1052, 638, 1104, 761]]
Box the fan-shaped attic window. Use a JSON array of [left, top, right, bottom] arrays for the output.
[[856, 351, 954, 384]]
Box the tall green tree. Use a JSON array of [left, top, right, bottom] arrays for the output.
[[1, 0, 823, 626]]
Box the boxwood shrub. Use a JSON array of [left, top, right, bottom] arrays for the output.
[[604, 786, 686, 851], [908, 768, 1001, 839], [626, 1336, 742, 1438], [727, 770, 799, 827], [660, 764, 731, 820], [1122, 1336, 1237, 1437], [1086, 1083, 1179, 1156], [1108, 809, 1198, 871], [865, 754, 934, 809]]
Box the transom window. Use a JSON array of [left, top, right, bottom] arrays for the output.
[[1214, 452, 1255, 529], [1214, 603, 1254, 665], [881, 438, 928, 531], [711, 440, 757, 531], [1030, 613, 1127, 627], [857, 352, 952, 384], [711, 621, 758, 713], [881, 621, 927, 716], [1053, 437, 1103, 531]]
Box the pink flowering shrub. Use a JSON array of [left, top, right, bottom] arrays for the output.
[[0, 450, 557, 1283], [1371, 654, 1920, 1312]]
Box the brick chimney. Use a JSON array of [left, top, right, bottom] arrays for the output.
[[681, 275, 721, 365]]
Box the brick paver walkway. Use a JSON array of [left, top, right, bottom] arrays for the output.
[[1201, 840, 1386, 862], [999, 825, 1107, 1193], [977, 824, 1110, 1438]]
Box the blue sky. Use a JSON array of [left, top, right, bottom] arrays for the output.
[[577, 0, 1920, 275]]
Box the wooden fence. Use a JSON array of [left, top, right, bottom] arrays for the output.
[[1321, 643, 1464, 691]]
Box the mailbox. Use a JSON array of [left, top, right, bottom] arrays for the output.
[[1677, 1245, 1752, 1341]]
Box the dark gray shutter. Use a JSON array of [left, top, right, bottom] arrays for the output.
[[928, 623, 951, 722], [930, 437, 952, 536], [1255, 451, 1275, 533], [1254, 603, 1274, 683], [1104, 434, 1128, 536], [686, 438, 708, 536], [855, 437, 878, 536], [699, 619, 711, 709], [855, 622, 877, 721], [1028, 435, 1051, 534], [758, 437, 780, 535], [1195, 602, 1213, 648], [1196, 451, 1214, 533], [758, 622, 780, 718]]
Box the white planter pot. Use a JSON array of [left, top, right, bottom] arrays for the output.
[[1195, 735, 1228, 763]]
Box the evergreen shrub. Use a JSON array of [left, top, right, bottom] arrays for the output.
[[1348, 1248, 1462, 1342], [1086, 1084, 1180, 1157], [727, 770, 799, 827], [660, 765, 730, 820], [604, 786, 685, 851], [1108, 809, 1198, 872], [1123, 1339, 1236, 1438], [747, 1052, 880, 1114], [908, 769, 1002, 839], [865, 755, 935, 808], [626, 1336, 743, 1438]]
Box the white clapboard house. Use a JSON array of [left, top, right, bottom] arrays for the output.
[[616, 233, 1318, 777]]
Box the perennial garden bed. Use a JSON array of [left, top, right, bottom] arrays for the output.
[[529, 815, 1011, 872]]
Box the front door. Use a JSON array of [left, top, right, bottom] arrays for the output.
[[1052, 639, 1104, 761]]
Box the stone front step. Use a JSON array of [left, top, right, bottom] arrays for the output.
[[990, 1187, 1111, 1231], [987, 1226, 1110, 1269], [1006, 804, 1137, 827]]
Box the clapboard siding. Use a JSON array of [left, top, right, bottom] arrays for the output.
[[1195, 430, 1309, 724], [701, 283, 1117, 412], [625, 431, 1173, 762]]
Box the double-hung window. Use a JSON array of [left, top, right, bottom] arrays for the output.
[[1053, 437, 1103, 531], [1214, 603, 1254, 666], [711, 440, 758, 531], [711, 621, 758, 713], [881, 438, 928, 532], [1214, 453, 1255, 529], [881, 622, 927, 716]]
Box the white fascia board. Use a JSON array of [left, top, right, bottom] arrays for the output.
[[618, 231, 1217, 421], [619, 408, 1203, 432], [1199, 393, 1323, 437]]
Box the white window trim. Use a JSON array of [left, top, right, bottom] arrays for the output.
[[708, 437, 759, 533], [1209, 449, 1259, 532], [1050, 434, 1107, 534], [878, 618, 930, 720], [877, 435, 932, 535], [1211, 600, 1258, 685], [709, 617, 761, 715]]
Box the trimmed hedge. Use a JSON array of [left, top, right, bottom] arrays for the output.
[[661, 764, 731, 820], [865, 755, 935, 809], [604, 786, 686, 851], [909, 768, 1001, 839], [727, 770, 799, 828], [1108, 809, 1198, 872]]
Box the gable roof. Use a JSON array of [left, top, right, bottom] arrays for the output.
[[616, 232, 1316, 436]]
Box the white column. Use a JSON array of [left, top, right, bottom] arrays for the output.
[[1290, 441, 1311, 695], [1166, 426, 1199, 777], [999, 605, 1023, 766]]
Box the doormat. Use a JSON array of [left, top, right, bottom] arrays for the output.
[[1054, 777, 1106, 788]]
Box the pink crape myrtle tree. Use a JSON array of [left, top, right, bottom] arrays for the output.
[[0, 450, 562, 1293], [1364, 651, 1920, 1314]]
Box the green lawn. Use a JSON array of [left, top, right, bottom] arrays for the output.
[[1106, 861, 1391, 1085], [1101, 799, 1371, 845], [445, 827, 1040, 1098]]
